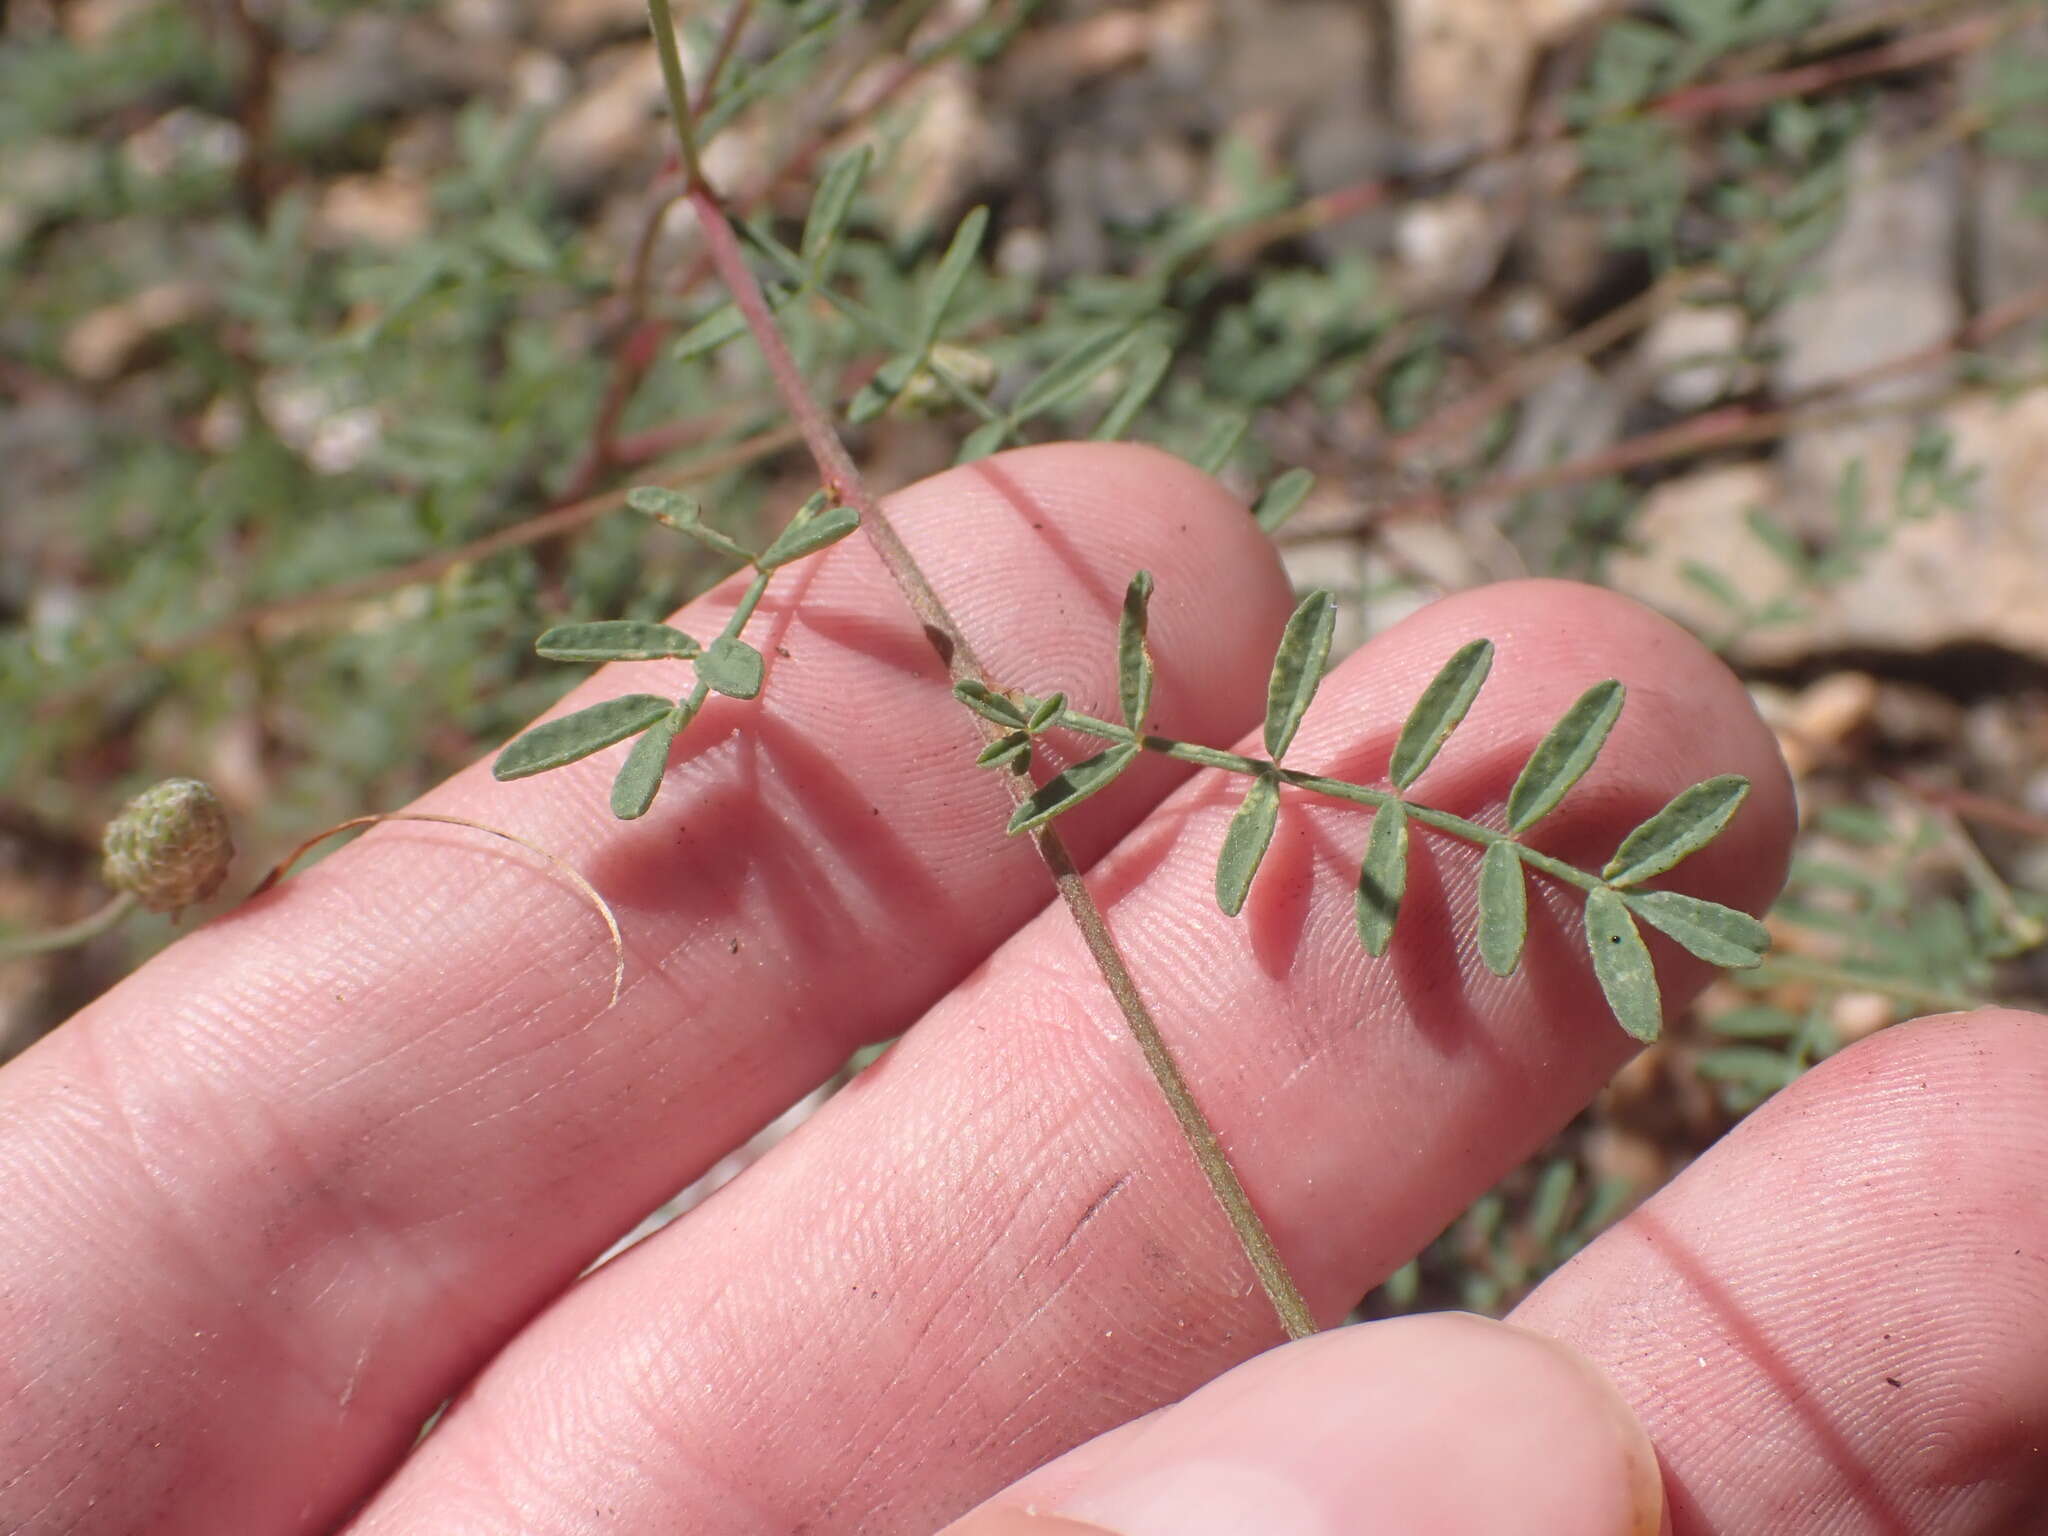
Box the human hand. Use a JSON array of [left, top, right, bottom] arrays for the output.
[[4, 444, 2039, 1534]]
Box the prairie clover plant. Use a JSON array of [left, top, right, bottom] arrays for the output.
[[956, 575, 1769, 1044]]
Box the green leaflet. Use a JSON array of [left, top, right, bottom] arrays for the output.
[[1389, 638, 1494, 790], [1354, 800, 1409, 957], [535, 620, 701, 663], [625, 485, 701, 524], [670, 302, 749, 362], [1253, 468, 1316, 534], [1012, 323, 1142, 421], [976, 732, 1032, 772], [1090, 339, 1173, 442], [848, 355, 917, 424], [1264, 590, 1336, 761], [1604, 775, 1750, 886], [1506, 680, 1625, 833], [801, 145, 871, 276], [493, 693, 674, 780], [917, 205, 990, 353], [1476, 840, 1528, 977], [955, 419, 1009, 464], [696, 636, 765, 700], [1008, 744, 1140, 834], [610, 706, 688, 819], [1215, 774, 1281, 917], [1584, 886, 1663, 1043], [953, 679, 1027, 728], [757, 504, 860, 571], [1118, 570, 1155, 732], [1624, 889, 1770, 967]]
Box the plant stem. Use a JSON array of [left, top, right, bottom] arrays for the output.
[[644, 0, 1316, 1343], [0, 892, 136, 960], [1028, 700, 1610, 895]]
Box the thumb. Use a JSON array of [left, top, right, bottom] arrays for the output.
[[941, 1312, 1666, 1536]]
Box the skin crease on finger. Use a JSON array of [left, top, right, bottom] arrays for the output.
[[0, 445, 1301, 1536], [341, 581, 1794, 1534], [1511, 1008, 2048, 1535]]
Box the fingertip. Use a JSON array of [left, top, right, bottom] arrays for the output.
[[944, 1314, 1665, 1536]]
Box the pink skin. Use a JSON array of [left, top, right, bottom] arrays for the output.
[[4, 442, 2035, 1534]]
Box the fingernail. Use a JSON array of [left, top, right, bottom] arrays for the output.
[[945, 1315, 1663, 1536]]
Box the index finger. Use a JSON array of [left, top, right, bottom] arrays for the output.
[[0, 444, 1295, 1536]]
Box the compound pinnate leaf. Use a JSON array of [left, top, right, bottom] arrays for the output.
[[1506, 680, 1625, 833], [1264, 590, 1336, 761], [535, 620, 701, 663], [757, 504, 859, 571], [1118, 570, 1156, 732], [1603, 774, 1750, 887], [953, 680, 1027, 728], [1215, 774, 1281, 917], [1007, 744, 1140, 835], [1584, 886, 1663, 1043], [696, 636, 765, 700], [1389, 638, 1494, 790], [976, 731, 1032, 771], [1253, 468, 1316, 534], [1624, 889, 1770, 968], [1354, 800, 1409, 957], [918, 205, 990, 352], [1476, 840, 1528, 977], [493, 694, 674, 781], [611, 706, 687, 819], [801, 145, 871, 274]]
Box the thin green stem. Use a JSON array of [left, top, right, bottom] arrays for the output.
[[0, 891, 137, 960], [646, 0, 708, 190], [642, 0, 1317, 1343], [1023, 698, 1612, 896]]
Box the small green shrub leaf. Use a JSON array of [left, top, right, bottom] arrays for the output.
[[1253, 468, 1316, 534], [671, 302, 749, 362], [1584, 886, 1663, 1042], [1264, 590, 1336, 760], [1027, 691, 1066, 733], [956, 419, 1009, 464], [917, 205, 990, 352], [1506, 680, 1625, 832], [1013, 323, 1142, 420], [696, 636, 765, 700], [1007, 744, 1140, 834], [976, 732, 1032, 771], [493, 694, 674, 780], [676, 521, 756, 564], [848, 355, 916, 424], [1118, 570, 1155, 732], [1477, 840, 1528, 977], [610, 706, 687, 819], [1389, 638, 1494, 790], [626, 485, 701, 525], [536, 620, 701, 662], [757, 504, 860, 570], [1354, 800, 1409, 956], [1091, 338, 1173, 441], [1624, 889, 1770, 967], [953, 680, 1027, 727], [801, 145, 871, 275], [1215, 773, 1281, 917], [1603, 775, 1750, 886]]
